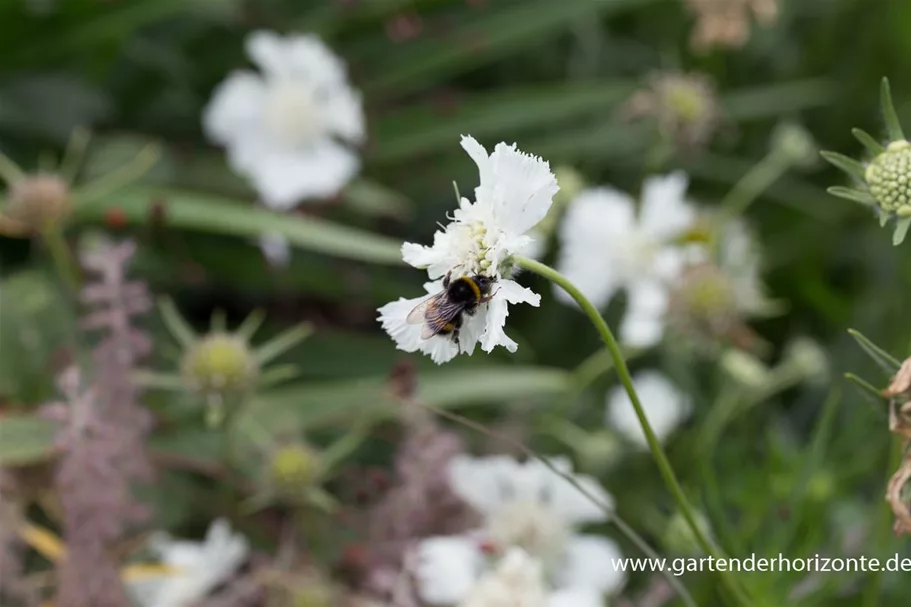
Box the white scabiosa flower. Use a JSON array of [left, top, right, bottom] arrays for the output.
[[414, 455, 625, 606], [377, 136, 559, 364], [554, 173, 697, 349], [204, 30, 364, 208], [605, 371, 691, 449], [203, 31, 365, 265], [128, 519, 249, 607]]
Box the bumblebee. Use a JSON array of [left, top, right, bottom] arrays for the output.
[[407, 272, 496, 341]]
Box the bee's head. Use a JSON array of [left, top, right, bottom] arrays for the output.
[[473, 274, 496, 294]]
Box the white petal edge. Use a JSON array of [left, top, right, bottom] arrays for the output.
[[605, 371, 691, 449], [202, 71, 267, 147], [554, 535, 626, 596], [447, 454, 520, 516], [639, 172, 695, 241], [414, 536, 483, 606]]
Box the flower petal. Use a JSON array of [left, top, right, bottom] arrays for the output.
[[246, 31, 348, 88], [555, 187, 635, 310], [259, 232, 291, 267], [479, 296, 517, 353], [415, 536, 483, 606], [605, 371, 691, 449], [230, 138, 359, 209], [202, 71, 267, 147], [639, 172, 695, 241], [619, 278, 669, 348], [554, 535, 626, 596], [495, 278, 541, 306], [487, 142, 559, 236], [447, 454, 521, 516], [547, 587, 606, 607], [511, 457, 613, 525]]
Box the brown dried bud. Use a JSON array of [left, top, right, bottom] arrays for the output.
[[4, 174, 72, 232], [884, 357, 911, 400]]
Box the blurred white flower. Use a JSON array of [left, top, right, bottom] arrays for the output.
[[414, 455, 625, 605], [129, 518, 249, 607], [605, 371, 691, 449], [204, 30, 364, 209], [377, 136, 558, 364], [554, 173, 697, 348]]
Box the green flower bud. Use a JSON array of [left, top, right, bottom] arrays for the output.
[[771, 122, 818, 169], [720, 349, 772, 389], [866, 140, 911, 214], [574, 430, 624, 476], [663, 510, 712, 556], [181, 333, 258, 397], [291, 577, 339, 607], [675, 263, 737, 322], [5, 174, 72, 232], [269, 443, 322, 496]]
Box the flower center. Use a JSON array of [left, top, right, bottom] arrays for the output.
[[264, 82, 326, 147], [485, 501, 569, 566], [866, 140, 911, 214]]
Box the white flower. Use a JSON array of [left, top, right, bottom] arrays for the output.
[[377, 136, 559, 364], [414, 455, 625, 606], [128, 518, 249, 607], [554, 172, 697, 348], [605, 371, 691, 449], [203, 30, 364, 209]]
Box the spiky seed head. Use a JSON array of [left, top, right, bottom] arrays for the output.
[[269, 442, 322, 496], [181, 333, 258, 396]]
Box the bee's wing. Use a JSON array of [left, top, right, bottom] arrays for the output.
[[407, 292, 464, 339], [406, 292, 443, 325]]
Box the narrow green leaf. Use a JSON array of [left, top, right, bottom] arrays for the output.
[[210, 309, 227, 333], [852, 128, 885, 155], [847, 328, 901, 374], [880, 211, 890, 227], [252, 366, 572, 431], [258, 364, 301, 389], [826, 186, 876, 206], [361, 0, 656, 96], [819, 151, 867, 180], [254, 324, 314, 366], [722, 78, 835, 121], [881, 77, 905, 142], [0, 415, 58, 466], [342, 179, 411, 219], [132, 370, 186, 391], [896, 216, 911, 245], [157, 296, 196, 349], [72, 187, 404, 265], [236, 309, 266, 341], [844, 373, 886, 404]]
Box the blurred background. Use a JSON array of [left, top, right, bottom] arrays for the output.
[[3, 0, 911, 606]]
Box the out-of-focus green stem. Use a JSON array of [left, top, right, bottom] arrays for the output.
[[717, 149, 791, 225], [515, 255, 753, 607], [42, 226, 80, 293]]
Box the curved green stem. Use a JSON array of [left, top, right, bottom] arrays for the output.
[[718, 149, 791, 224], [41, 226, 81, 293], [516, 255, 753, 607]]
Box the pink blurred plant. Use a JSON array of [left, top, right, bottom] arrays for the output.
[[41, 240, 155, 607]]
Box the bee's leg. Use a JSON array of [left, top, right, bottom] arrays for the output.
[[442, 271, 452, 289], [479, 288, 499, 305]]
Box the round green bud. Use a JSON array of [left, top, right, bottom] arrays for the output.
[[866, 140, 911, 214], [293, 581, 337, 607], [270, 443, 322, 496], [575, 430, 623, 476], [663, 510, 712, 556], [181, 333, 258, 396]]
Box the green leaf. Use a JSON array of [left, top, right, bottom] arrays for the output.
[[342, 178, 412, 219], [847, 328, 901, 374], [71, 187, 404, 265], [881, 77, 905, 142], [0, 415, 58, 466], [895, 216, 911, 245], [843, 373, 886, 405], [370, 80, 635, 164], [251, 366, 572, 431], [722, 79, 836, 121], [157, 296, 196, 349], [819, 151, 867, 180], [361, 0, 657, 96], [254, 323, 314, 366], [852, 128, 885, 155], [826, 186, 876, 206]]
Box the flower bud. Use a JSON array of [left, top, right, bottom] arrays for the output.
[[782, 337, 828, 384], [866, 140, 911, 215], [269, 442, 322, 497], [574, 430, 624, 475], [771, 122, 817, 169], [181, 333, 259, 397], [5, 174, 72, 232], [663, 509, 712, 556], [721, 349, 772, 389]]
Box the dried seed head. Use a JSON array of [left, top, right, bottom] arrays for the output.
[[622, 72, 720, 150], [182, 333, 259, 397], [866, 140, 911, 216], [684, 0, 779, 51], [885, 357, 911, 399], [5, 174, 72, 232]]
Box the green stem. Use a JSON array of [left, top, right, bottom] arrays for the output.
[[863, 436, 904, 607], [516, 255, 753, 607], [717, 149, 791, 225], [41, 226, 81, 293]]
